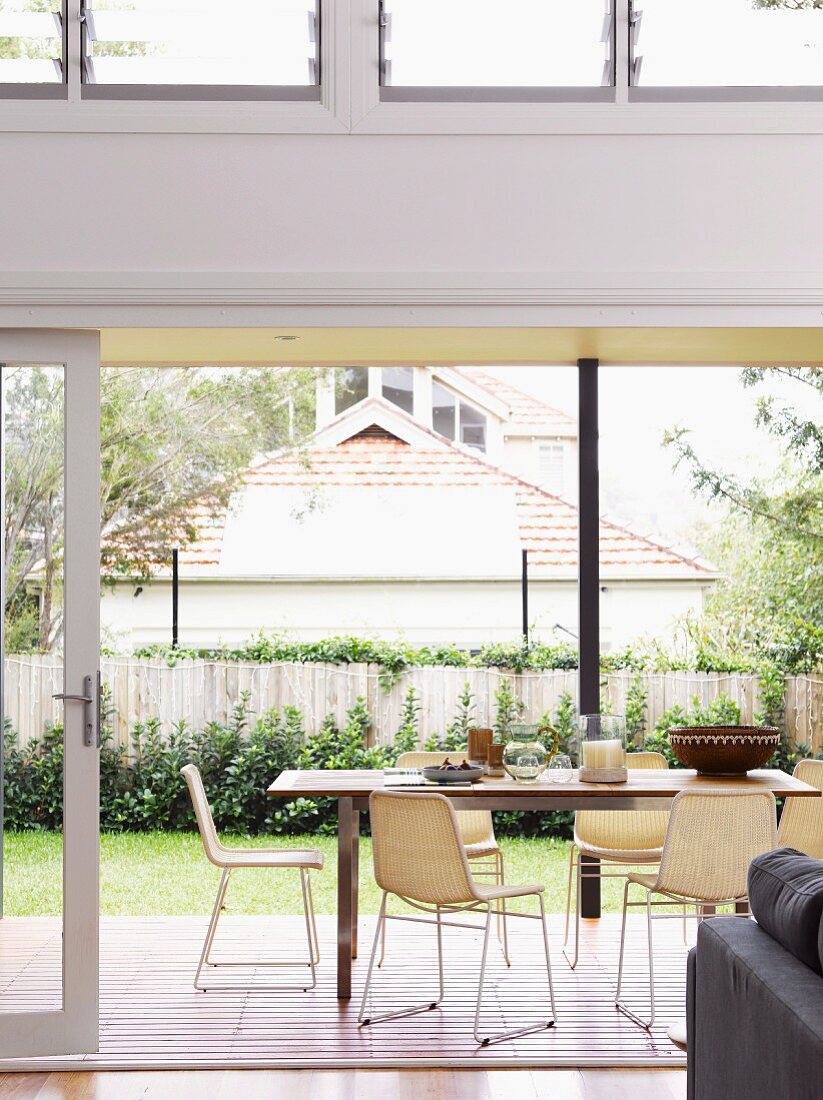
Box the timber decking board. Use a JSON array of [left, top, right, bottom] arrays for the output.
[[0, 915, 690, 1068]]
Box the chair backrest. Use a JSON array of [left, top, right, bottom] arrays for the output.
[[574, 750, 670, 854], [778, 759, 823, 859], [656, 788, 777, 902], [181, 764, 224, 866], [395, 750, 494, 847], [369, 790, 479, 905]]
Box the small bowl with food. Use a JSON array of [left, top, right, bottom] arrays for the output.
[[422, 759, 484, 785]]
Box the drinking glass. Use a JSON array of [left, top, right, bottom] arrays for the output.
[[547, 754, 573, 783]]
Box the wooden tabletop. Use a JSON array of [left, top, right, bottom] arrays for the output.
[[268, 767, 820, 799]]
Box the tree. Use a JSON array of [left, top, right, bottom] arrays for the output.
[[753, 1, 823, 8], [664, 367, 823, 671], [4, 366, 318, 652]]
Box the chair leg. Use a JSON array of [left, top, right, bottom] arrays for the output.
[[359, 893, 444, 1027], [377, 897, 388, 968], [305, 870, 321, 965], [195, 865, 319, 992], [474, 899, 557, 1046], [496, 851, 510, 968], [615, 882, 656, 1031], [614, 878, 630, 1009], [562, 843, 576, 948], [563, 846, 582, 969], [194, 867, 231, 991], [299, 868, 318, 992], [538, 892, 558, 1026]]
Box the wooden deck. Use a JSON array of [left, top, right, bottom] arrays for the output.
[[0, 914, 689, 1069]]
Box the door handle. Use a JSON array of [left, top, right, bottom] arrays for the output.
[[53, 672, 101, 748]]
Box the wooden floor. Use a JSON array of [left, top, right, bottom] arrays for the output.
[[0, 1068, 686, 1099], [0, 914, 689, 1070]]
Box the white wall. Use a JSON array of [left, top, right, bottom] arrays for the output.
[[101, 576, 709, 651], [0, 134, 821, 281]]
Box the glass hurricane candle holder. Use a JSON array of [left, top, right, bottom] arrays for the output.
[[578, 714, 627, 784]]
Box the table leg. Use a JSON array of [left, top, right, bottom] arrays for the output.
[[351, 809, 360, 959], [580, 854, 601, 918], [337, 796, 355, 999]]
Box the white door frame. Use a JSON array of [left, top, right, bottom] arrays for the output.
[[0, 330, 100, 1058]]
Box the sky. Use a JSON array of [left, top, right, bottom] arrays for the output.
[[483, 365, 807, 552]]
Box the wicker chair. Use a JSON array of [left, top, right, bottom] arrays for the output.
[[392, 751, 509, 964], [360, 789, 557, 1045], [777, 758, 823, 858], [564, 750, 670, 969], [615, 788, 777, 1029], [181, 764, 323, 991]]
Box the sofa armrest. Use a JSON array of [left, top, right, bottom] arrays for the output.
[[689, 917, 823, 1100]]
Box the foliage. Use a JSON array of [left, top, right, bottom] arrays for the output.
[[552, 690, 578, 757], [444, 681, 476, 746], [642, 693, 742, 766], [624, 675, 648, 742], [394, 686, 421, 756], [5, 366, 317, 652], [664, 366, 823, 673], [493, 678, 525, 739], [4, 691, 581, 840]]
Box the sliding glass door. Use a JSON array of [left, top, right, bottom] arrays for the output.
[[0, 332, 100, 1058]]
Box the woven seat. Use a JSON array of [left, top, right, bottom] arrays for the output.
[[181, 764, 322, 992], [777, 759, 823, 858], [564, 751, 669, 969], [360, 789, 557, 1046], [615, 787, 777, 1029]]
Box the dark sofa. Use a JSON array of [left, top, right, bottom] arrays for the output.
[[687, 848, 823, 1100]]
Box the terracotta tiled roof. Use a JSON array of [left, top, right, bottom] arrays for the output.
[[453, 367, 576, 435], [170, 431, 712, 580]]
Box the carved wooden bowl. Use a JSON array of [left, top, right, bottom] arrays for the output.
[[667, 725, 780, 776]]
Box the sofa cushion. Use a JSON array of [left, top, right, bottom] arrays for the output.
[[748, 848, 823, 975]]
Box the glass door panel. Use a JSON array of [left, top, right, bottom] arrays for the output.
[[0, 332, 99, 1059]]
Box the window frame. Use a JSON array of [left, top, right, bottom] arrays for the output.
[[377, 0, 616, 103], [0, 0, 69, 100], [626, 0, 823, 103], [2, 0, 823, 132], [78, 0, 322, 102]]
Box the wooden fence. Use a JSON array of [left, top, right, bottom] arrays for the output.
[[3, 655, 822, 755]]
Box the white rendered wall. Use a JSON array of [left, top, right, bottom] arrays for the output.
[[0, 134, 821, 280], [100, 577, 709, 652]]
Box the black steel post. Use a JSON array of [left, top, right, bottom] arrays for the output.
[[172, 547, 179, 649], [578, 358, 602, 918], [521, 547, 529, 646]]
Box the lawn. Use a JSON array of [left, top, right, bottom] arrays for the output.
[[1, 831, 661, 917]]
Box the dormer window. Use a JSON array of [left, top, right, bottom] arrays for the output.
[[382, 366, 414, 413], [432, 381, 456, 440], [335, 367, 368, 415], [459, 401, 486, 452], [432, 380, 486, 452]]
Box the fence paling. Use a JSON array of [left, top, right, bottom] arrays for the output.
[[2, 655, 820, 755]]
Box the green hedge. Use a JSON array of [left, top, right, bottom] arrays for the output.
[[3, 683, 806, 838], [1, 689, 576, 838]]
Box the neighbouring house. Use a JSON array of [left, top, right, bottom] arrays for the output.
[[100, 370, 716, 651]]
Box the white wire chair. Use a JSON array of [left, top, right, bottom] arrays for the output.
[[181, 763, 323, 992], [390, 750, 509, 965], [778, 758, 823, 858], [615, 787, 777, 1029], [563, 750, 671, 968], [359, 789, 557, 1046]]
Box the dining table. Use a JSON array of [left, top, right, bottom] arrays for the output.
[[267, 767, 821, 999]]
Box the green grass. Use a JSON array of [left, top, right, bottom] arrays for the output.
[[1, 831, 663, 918]]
